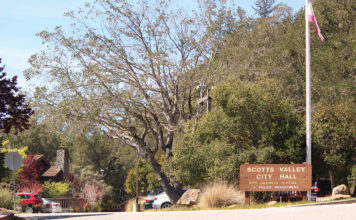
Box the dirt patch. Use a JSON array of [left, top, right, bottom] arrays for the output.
[[0, 208, 13, 214]]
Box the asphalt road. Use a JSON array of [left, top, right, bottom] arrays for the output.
[[18, 203, 356, 220]]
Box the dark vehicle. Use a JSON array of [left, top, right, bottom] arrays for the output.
[[144, 189, 164, 209], [312, 179, 332, 196], [16, 193, 43, 213], [272, 191, 304, 202]]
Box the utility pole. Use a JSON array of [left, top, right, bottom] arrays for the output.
[[135, 150, 139, 211], [197, 84, 211, 114]]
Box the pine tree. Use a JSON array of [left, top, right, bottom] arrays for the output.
[[252, 0, 276, 18]]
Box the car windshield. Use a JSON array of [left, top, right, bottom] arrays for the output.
[[19, 195, 27, 199], [42, 198, 50, 203], [148, 189, 163, 196], [34, 195, 42, 200], [157, 191, 166, 196]]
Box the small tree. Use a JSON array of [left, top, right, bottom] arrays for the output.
[[125, 161, 160, 194], [42, 181, 70, 198], [314, 100, 356, 186], [0, 58, 33, 134], [17, 153, 43, 193], [83, 183, 106, 211], [17, 153, 42, 182]]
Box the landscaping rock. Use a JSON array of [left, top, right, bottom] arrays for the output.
[[177, 189, 201, 206], [267, 201, 277, 206], [332, 194, 351, 200], [332, 184, 349, 196]]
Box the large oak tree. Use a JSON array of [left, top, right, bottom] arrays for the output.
[[25, 0, 237, 202]]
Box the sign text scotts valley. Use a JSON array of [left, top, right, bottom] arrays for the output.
[[239, 164, 312, 191]]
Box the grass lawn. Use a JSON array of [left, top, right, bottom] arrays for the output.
[[144, 200, 316, 212]]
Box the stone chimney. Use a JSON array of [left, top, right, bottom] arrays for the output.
[[56, 147, 69, 180]]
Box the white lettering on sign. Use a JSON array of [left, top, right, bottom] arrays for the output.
[[279, 167, 306, 172], [280, 174, 297, 180], [247, 167, 275, 172]]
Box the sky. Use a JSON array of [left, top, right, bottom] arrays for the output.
[[0, 0, 305, 91]]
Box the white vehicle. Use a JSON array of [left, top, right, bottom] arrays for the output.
[[41, 198, 62, 213], [152, 191, 172, 209]]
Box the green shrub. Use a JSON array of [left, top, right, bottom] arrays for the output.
[[125, 161, 160, 194], [42, 181, 70, 198], [0, 188, 19, 210], [84, 201, 103, 212]]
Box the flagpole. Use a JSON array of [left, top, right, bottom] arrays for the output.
[[305, 0, 312, 200], [305, 0, 312, 165]]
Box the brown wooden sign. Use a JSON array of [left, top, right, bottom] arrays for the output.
[[240, 163, 312, 192]]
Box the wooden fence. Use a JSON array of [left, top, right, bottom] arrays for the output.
[[48, 197, 86, 212]]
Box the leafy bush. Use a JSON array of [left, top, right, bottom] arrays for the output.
[[199, 179, 243, 208], [125, 161, 160, 194], [1, 141, 28, 182], [42, 181, 70, 198], [84, 201, 102, 212], [0, 188, 19, 210], [17, 181, 43, 194]]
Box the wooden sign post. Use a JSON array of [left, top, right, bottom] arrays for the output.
[[239, 163, 312, 205]]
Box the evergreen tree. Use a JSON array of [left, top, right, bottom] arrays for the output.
[[253, 0, 276, 18]]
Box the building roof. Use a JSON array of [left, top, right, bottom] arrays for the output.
[[41, 166, 61, 177], [33, 154, 51, 168], [33, 154, 44, 161]]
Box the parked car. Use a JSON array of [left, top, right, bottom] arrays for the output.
[[41, 198, 62, 213], [16, 193, 43, 213], [152, 191, 172, 209], [312, 178, 332, 196], [144, 189, 164, 209], [152, 189, 188, 209]]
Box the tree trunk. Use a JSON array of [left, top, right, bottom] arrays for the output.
[[188, 86, 192, 119], [145, 154, 183, 204], [329, 170, 335, 189], [344, 166, 349, 187]]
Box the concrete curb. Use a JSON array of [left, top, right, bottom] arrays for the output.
[[283, 198, 356, 208], [0, 213, 14, 220]]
